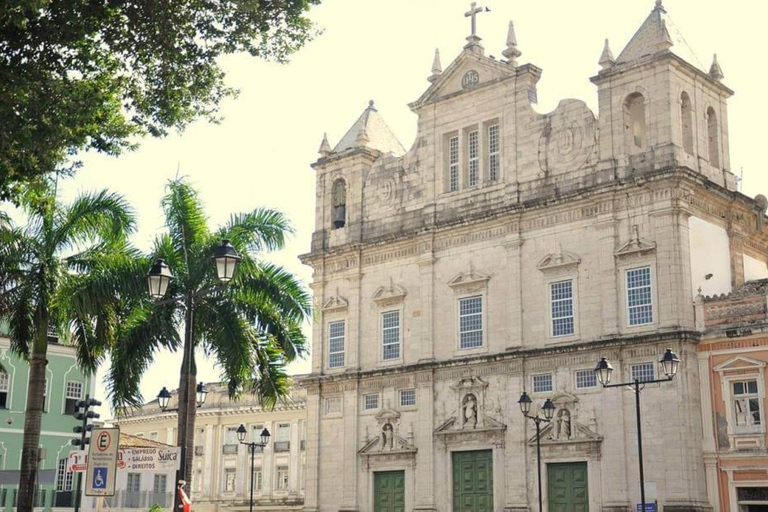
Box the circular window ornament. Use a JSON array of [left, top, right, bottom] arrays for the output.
[[461, 70, 480, 90]]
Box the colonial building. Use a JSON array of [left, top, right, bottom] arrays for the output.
[[113, 382, 307, 512], [299, 2, 768, 511], [697, 281, 768, 511], [0, 325, 95, 511]]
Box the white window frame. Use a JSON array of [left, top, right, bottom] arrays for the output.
[[574, 369, 597, 390], [328, 320, 345, 369], [458, 295, 484, 350], [276, 465, 290, 492], [381, 310, 401, 362], [253, 467, 263, 493], [0, 371, 9, 409], [549, 279, 575, 338], [363, 393, 379, 411], [630, 362, 655, 383], [731, 379, 763, 433], [532, 373, 553, 394], [715, 357, 767, 450], [448, 134, 459, 192], [467, 129, 479, 187], [56, 458, 73, 491], [398, 389, 416, 408], [276, 423, 291, 443], [487, 123, 500, 181], [223, 468, 236, 493], [224, 426, 238, 445], [65, 381, 83, 400], [626, 266, 654, 327]]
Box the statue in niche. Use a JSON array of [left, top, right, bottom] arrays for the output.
[[553, 408, 572, 440], [381, 423, 394, 450], [462, 393, 478, 429]]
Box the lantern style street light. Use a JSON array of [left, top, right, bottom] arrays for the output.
[[236, 424, 271, 512], [147, 238, 241, 512], [594, 348, 680, 512], [518, 392, 556, 512], [157, 387, 172, 411], [196, 382, 209, 408]]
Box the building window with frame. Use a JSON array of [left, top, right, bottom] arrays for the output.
[[65, 381, 83, 414], [276, 423, 291, 442], [363, 394, 379, 411], [626, 267, 653, 326], [458, 296, 483, 349], [487, 124, 500, 181], [467, 130, 479, 187], [153, 474, 167, 495], [732, 379, 762, 431], [224, 426, 238, 445], [630, 362, 655, 383], [0, 371, 9, 409], [381, 310, 401, 361], [276, 466, 290, 492], [448, 135, 459, 192], [328, 320, 345, 369], [399, 389, 416, 407], [324, 396, 342, 415], [550, 280, 574, 337], [533, 373, 553, 393], [223, 468, 236, 492], [56, 458, 73, 492], [575, 369, 597, 389], [253, 468, 263, 493]]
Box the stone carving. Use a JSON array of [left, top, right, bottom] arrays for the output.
[[552, 408, 572, 440], [462, 393, 478, 429], [538, 99, 597, 175], [381, 423, 395, 451]]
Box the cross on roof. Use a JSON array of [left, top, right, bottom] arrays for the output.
[[464, 2, 487, 38]]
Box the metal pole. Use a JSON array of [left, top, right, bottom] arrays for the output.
[[74, 393, 89, 512], [636, 379, 646, 512], [536, 420, 543, 512], [249, 444, 255, 512]]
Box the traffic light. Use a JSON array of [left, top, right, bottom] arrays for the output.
[[71, 395, 101, 448]]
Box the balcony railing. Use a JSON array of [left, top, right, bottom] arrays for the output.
[[273, 441, 290, 452], [102, 490, 174, 510], [222, 444, 238, 455]]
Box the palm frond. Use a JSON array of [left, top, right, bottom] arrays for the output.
[[217, 208, 293, 254], [53, 189, 136, 252], [161, 178, 209, 260]]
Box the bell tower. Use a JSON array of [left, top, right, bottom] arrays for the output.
[[591, 0, 736, 189], [310, 101, 405, 252]]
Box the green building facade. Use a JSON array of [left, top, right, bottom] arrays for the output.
[[0, 327, 95, 511]]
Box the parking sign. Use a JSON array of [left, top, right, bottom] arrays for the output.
[[85, 427, 120, 496]]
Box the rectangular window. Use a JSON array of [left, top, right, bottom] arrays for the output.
[[627, 267, 653, 326], [449, 136, 459, 192], [276, 423, 291, 443], [550, 280, 574, 337], [399, 389, 416, 407], [224, 426, 238, 445], [468, 130, 479, 187], [251, 424, 264, 441], [363, 394, 379, 411], [65, 381, 83, 416], [328, 320, 345, 369], [575, 369, 597, 389], [459, 296, 483, 349], [56, 458, 73, 491], [224, 468, 236, 492], [381, 310, 401, 361], [324, 396, 342, 415], [276, 466, 289, 491], [253, 468, 263, 492], [0, 371, 8, 409], [149, 432, 158, 441], [533, 373, 553, 393], [631, 362, 655, 383], [488, 124, 500, 181], [733, 380, 762, 429], [153, 474, 167, 494]]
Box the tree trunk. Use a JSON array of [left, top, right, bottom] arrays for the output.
[[17, 332, 49, 512], [175, 299, 196, 509]]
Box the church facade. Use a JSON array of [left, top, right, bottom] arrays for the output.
[[299, 2, 768, 511]]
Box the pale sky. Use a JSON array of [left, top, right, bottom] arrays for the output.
[[32, 0, 768, 412]]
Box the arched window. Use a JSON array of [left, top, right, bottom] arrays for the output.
[[707, 107, 720, 168], [681, 92, 694, 155], [331, 179, 346, 229], [624, 93, 647, 152]]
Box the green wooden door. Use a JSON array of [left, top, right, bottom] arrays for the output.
[[374, 471, 405, 512], [548, 462, 589, 512], [452, 450, 493, 512]]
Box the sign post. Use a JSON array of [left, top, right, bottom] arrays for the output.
[[85, 428, 119, 497]]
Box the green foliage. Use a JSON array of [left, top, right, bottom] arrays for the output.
[[0, 0, 321, 201]]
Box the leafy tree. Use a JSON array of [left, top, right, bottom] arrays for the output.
[[0, 182, 135, 512], [67, 177, 311, 498], [0, 0, 321, 201]]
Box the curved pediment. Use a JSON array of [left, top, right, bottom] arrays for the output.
[[538, 250, 582, 272], [447, 269, 491, 289], [321, 295, 349, 312], [372, 282, 407, 305]]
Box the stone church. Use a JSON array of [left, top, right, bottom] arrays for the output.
[[299, 2, 768, 511]]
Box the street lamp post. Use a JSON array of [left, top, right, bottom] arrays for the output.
[[236, 424, 271, 512], [594, 348, 680, 512], [147, 239, 241, 511], [518, 393, 556, 512]]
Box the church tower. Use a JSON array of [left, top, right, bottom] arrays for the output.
[[591, 1, 735, 189]]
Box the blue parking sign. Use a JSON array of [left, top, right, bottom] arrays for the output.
[[637, 504, 657, 512], [92, 468, 107, 490]]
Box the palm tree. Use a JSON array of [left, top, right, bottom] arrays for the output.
[[73, 177, 311, 497], [0, 181, 135, 512]]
